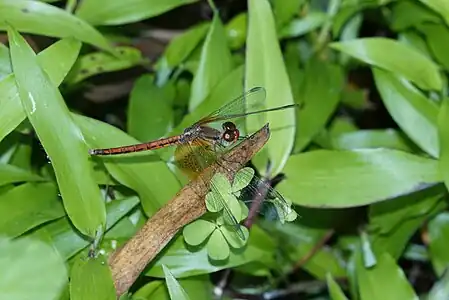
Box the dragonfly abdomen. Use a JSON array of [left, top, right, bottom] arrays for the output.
[[89, 135, 183, 155]]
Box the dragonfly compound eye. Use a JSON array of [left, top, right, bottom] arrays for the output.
[[222, 121, 236, 131], [223, 129, 239, 143]]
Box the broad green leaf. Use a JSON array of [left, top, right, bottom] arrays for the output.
[[356, 252, 418, 300], [183, 219, 215, 246], [428, 212, 449, 276], [189, 14, 233, 111], [419, 0, 449, 26], [163, 22, 210, 68], [0, 182, 65, 238], [330, 38, 443, 91], [128, 76, 175, 142], [327, 273, 348, 300], [0, 37, 81, 144], [332, 129, 414, 152], [65, 46, 143, 84], [162, 265, 191, 300], [0, 0, 112, 51], [70, 257, 115, 300], [278, 12, 327, 38], [294, 58, 344, 153], [417, 23, 449, 69], [8, 27, 105, 237], [0, 236, 67, 300], [0, 163, 44, 186], [277, 149, 440, 208], [30, 196, 139, 260], [75, 0, 199, 26], [374, 67, 439, 158], [245, 0, 296, 176], [73, 114, 180, 215]]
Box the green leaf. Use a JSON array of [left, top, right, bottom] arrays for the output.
[[417, 23, 449, 70], [0, 37, 81, 144], [391, 0, 442, 31], [74, 114, 181, 215], [278, 12, 327, 38], [70, 257, 116, 300], [0, 0, 112, 51], [207, 230, 230, 261], [220, 225, 248, 249], [8, 27, 106, 237], [418, 0, 449, 26], [183, 219, 215, 246], [271, 0, 304, 27], [0, 236, 67, 300], [428, 212, 449, 276], [162, 265, 191, 300], [162, 22, 210, 68], [65, 46, 143, 84], [147, 226, 274, 278], [372, 197, 446, 260], [31, 196, 139, 260], [277, 149, 440, 208], [374, 68, 439, 158], [330, 38, 443, 91], [128, 76, 175, 142], [369, 186, 443, 235], [326, 273, 348, 300], [331, 129, 415, 152], [189, 13, 233, 111], [294, 58, 344, 153], [0, 163, 44, 186], [245, 0, 297, 176], [75, 0, 199, 26], [356, 252, 418, 299], [0, 44, 11, 79], [225, 13, 247, 50], [0, 182, 65, 238]]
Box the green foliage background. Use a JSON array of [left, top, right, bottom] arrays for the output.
[[0, 0, 449, 299]]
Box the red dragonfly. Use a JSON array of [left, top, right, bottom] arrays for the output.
[[89, 87, 298, 238]]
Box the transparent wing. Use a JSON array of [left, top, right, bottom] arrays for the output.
[[230, 167, 294, 223], [199, 87, 267, 124]]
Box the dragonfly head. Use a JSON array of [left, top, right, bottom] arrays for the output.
[[222, 121, 240, 143]]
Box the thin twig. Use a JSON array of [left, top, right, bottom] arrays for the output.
[[291, 229, 335, 272], [109, 124, 272, 297]]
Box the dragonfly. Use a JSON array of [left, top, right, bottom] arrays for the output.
[[88, 87, 298, 239]]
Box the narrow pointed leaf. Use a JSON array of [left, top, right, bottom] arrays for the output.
[[8, 27, 105, 237], [245, 0, 296, 176]]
